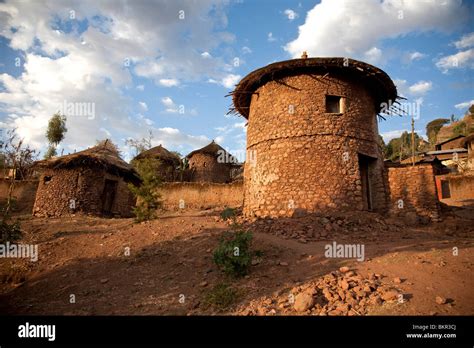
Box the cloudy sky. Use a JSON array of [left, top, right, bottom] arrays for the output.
[[0, 0, 473, 160]]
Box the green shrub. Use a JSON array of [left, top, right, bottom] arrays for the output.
[[0, 219, 22, 244], [129, 158, 162, 222], [220, 207, 236, 221], [203, 283, 239, 310], [213, 230, 253, 278]]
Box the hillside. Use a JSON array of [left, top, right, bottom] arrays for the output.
[[436, 112, 474, 144]]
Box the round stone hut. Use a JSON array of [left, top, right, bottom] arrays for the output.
[[133, 144, 181, 182], [232, 56, 398, 218], [186, 140, 237, 183], [33, 140, 139, 217]]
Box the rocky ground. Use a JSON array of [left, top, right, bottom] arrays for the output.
[[0, 207, 473, 316]]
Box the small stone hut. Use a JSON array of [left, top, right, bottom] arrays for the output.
[[133, 145, 181, 182], [232, 56, 398, 218], [33, 140, 139, 217], [186, 141, 237, 183]]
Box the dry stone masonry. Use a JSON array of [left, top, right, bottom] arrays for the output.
[[232, 57, 397, 218], [387, 163, 441, 223]]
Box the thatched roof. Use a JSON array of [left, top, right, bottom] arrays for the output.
[[133, 145, 180, 165], [186, 140, 238, 164], [35, 140, 139, 182], [230, 57, 398, 119]]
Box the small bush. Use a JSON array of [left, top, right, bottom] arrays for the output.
[[0, 219, 22, 244], [213, 230, 253, 278], [129, 158, 162, 222], [220, 207, 236, 221], [203, 283, 239, 310]]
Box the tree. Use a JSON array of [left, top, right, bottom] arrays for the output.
[[125, 130, 153, 157], [44, 146, 57, 159], [452, 122, 468, 137], [128, 158, 162, 222], [45, 112, 67, 159], [125, 131, 163, 222], [384, 131, 425, 162], [178, 157, 189, 182], [0, 129, 37, 242], [426, 118, 450, 145], [378, 135, 387, 158]]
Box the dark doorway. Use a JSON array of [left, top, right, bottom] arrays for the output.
[[102, 179, 118, 214], [358, 154, 376, 211], [441, 180, 451, 199]]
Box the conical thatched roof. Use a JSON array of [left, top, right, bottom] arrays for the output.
[[133, 144, 180, 165], [35, 139, 139, 182], [186, 140, 238, 164], [186, 140, 224, 158], [231, 57, 398, 119]]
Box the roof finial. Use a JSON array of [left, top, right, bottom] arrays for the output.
[[301, 51, 308, 59]]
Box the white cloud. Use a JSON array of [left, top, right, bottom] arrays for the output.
[[454, 100, 474, 110], [408, 81, 432, 95], [394, 79, 432, 97], [233, 121, 246, 129], [408, 51, 426, 61], [159, 97, 196, 115], [381, 130, 405, 142], [363, 47, 382, 65], [285, 0, 467, 60], [0, 0, 234, 151], [284, 9, 298, 21], [161, 96, 176, 108], [209, 74, 241, 89], [136, 84, 144, 91], [242, 46, 252, 54], [221, 74, 241, 88], [436, 48, 474, 73], [267, 32, 276, 42], [139, 101, 148, 111], [159, 78, 179, 87], [201, 52, 212, 58], [454, 32, 474, 49]]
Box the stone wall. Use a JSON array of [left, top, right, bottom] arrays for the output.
[[0, 179, 39, 214], [439, 136, 465, 150], [188, 153, 233, 183], [157, 161, 178, 182], [444, 174, 474, 201], [33, 167, 135, 217], [158, 182, 243, 210], [243, 72, 387, 218], [387, 163, 440, 222]]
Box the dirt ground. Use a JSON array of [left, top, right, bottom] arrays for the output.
[[0, 207, 473, 316]]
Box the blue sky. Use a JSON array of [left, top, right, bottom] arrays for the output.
[[0, 0, 473, 160]]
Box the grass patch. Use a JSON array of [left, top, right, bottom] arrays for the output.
[[203, 283, 239, 310]]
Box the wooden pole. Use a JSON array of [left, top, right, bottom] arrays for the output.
[[411, 117, 415, 166]]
